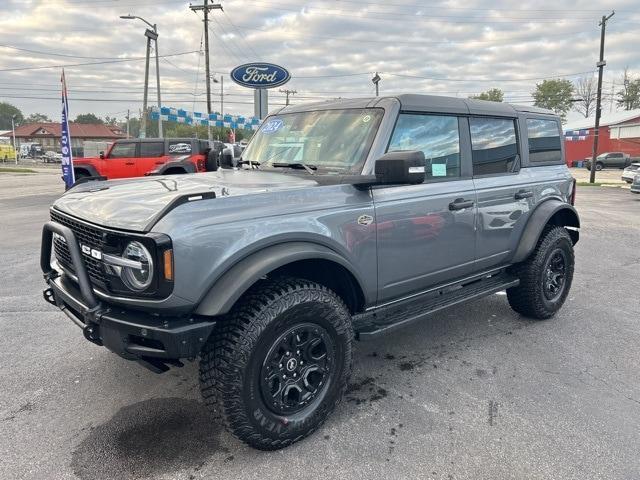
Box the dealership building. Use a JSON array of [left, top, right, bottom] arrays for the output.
[[564, 109, 640, 165], [10, 122, 125, 153]]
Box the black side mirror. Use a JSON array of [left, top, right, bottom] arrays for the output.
[[99, 151, 105, 159], [374, 151, 425, 185]]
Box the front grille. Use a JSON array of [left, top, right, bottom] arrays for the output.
[[50, 210, 108, 288]]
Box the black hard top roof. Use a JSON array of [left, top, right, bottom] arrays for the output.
[[115, 138, 210, 143], [279, 94, 555, 117]]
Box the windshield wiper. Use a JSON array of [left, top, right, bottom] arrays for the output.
[[272, 162, 317, 174], [236, 159, 261, 169]]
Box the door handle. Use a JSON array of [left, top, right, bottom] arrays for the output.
[[449, 198, 474, 211], [125, 162, 135, 166], [155, 161, 163, 165], [515, 190, 533, 200]]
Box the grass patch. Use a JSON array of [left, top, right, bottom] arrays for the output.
[[0, 167, 37, 173]]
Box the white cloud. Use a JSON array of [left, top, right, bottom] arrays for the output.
[[0, 0, 638, 123]]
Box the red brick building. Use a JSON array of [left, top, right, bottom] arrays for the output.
[[564, 110, 640, 165], [12, 122, 125, 152]]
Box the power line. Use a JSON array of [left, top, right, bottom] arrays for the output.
[[0, 50, 200, 72]]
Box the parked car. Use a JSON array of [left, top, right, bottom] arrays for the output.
[[631, 172, 640, 194], [0, 143, 16, 162], [19, 142, 44, 159], [621, 162, 640, 183], [41, 95, 579, 450], [584, 152, 632, 170], [44, 151, 63, 163], [72, 138, 218, 181]]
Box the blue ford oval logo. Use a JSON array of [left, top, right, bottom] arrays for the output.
[[230, 63, 291, 89]]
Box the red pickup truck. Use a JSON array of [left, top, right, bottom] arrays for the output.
[[73, 138, 222, 180]]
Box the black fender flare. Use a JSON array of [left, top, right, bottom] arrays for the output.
[[511, 200, 580, 263], [147, 159, 196, 176], [194, 242, 366, 317], [73, 164, 100, 177]]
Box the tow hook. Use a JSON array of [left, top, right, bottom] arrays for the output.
[[83, 322, 103, 346], [43, 288, 56, 307]]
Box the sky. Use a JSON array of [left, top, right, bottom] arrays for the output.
[[0, 0, 639, 125]]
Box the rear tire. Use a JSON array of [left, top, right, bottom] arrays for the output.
[[199, 277, 353, 450], [507, 226, 574, 320]]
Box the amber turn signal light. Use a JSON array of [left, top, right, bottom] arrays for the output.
[[163, 249, 174, 281]]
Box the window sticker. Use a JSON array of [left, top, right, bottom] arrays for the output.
[[261, 118, 284, 134], [431, 163, 447, 177]]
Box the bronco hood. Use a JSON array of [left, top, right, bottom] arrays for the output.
[[52, 169, 318, 231]]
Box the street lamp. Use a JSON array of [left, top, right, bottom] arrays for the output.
[[371, 72, 381, 97], [120, 14, 163, 138]]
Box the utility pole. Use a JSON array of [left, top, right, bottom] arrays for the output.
[[279, 88, 297, 106], [11, 114, 18, 165], [589, 10, 615, 184], [141, 32, 151, 138], [372, 72, 381, 97], [190, 1, 223, 141], [153, 30, 163, 138], [220, 75, 224, 117]]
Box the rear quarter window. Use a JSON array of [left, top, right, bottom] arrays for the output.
[[167, 141, 193, 155], [527, 118, 562, 164]]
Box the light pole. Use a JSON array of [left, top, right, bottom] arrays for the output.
[[11, 114, 18, 164], [120, 14, 163, 138], [372, 72, 381, 97]]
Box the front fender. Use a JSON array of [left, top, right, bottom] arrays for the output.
[[194, 242, 366, 316], [511, 200, 580, 263]]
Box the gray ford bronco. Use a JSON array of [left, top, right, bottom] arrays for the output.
[[41, 95, 579, 450]]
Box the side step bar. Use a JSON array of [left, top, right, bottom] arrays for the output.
[[355, 271, 519, 339]]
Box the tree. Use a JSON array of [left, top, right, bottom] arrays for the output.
[[532, 79, 574, 121], [0, 102, 23, 130], [24, 113, 52, 123], [103, 115, 119, 125], [74, 113, 103, 124], [469, 88, 504, 102], [616, 69, 640, 111], [573, 76, 597, 118]]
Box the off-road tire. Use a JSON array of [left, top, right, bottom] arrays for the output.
[[199, 277, 353, 450], [507, 226, 574, 320]]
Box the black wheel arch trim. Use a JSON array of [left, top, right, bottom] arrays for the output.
[[194, 242, 368, 317], [147, 159, 196, 176], [511, 199, 580, 264]]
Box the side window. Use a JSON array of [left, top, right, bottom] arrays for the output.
[[470, 117, 518, 175], [167, 141, 193, 155], [108, 142, 136, 158], [139, 142, 164, 157], [527, 118, 562, 163], [388, 114, 460, 180]]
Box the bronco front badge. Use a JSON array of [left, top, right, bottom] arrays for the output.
[[357, 214, 373, 226]]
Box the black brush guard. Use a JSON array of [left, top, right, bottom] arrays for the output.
[[41, 221, 216, 373]]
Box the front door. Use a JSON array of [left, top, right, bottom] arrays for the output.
[[470, 116, 534, 270], [374, 113, 476, 303], [104, 141, 138, 179]]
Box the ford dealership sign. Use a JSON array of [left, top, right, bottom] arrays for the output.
[[230, 63, 291, 89]]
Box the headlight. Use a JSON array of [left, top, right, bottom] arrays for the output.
[[121, 241, 154, 291]]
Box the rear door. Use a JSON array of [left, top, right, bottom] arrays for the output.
[[374, 113, 476, 303], [471, 116, 535, 270], [136, 141, 166, 175]]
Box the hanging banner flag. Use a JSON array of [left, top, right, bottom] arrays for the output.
[[60, 69, 75, 189]]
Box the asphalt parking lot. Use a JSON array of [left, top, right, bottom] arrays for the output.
[[0, 172, 638, 480]]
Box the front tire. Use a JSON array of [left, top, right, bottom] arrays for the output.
[[507, 226, 575, 320], [199, 277, 353, 450]]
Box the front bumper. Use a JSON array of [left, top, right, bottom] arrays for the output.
[[41, 221, 215, 370]]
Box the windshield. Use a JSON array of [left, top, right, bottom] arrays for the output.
[[242, 108, 384, 173]]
